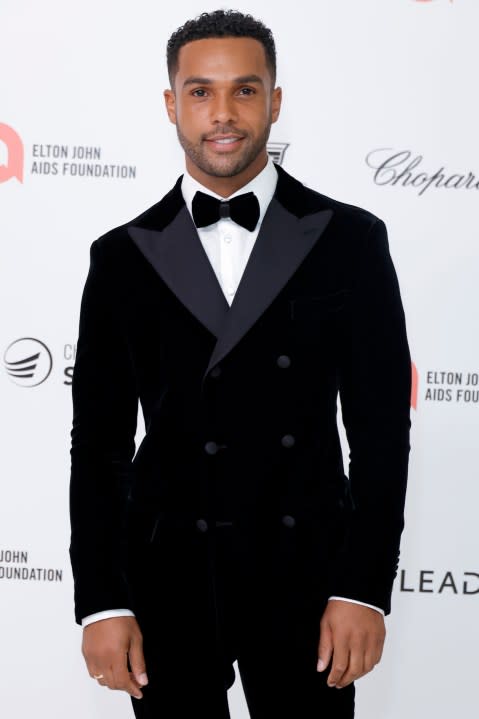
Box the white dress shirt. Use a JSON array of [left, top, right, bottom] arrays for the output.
[[82, 158, 383, 627], [180, 156, 278, 305]]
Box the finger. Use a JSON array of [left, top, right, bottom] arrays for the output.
[[362, 649, 379, 677], [88, 666, 110, 684], [336, 643, 365, 688], [374, 633, 385, 664], [95, 667, 115, 690], [327, 643, 350, 688], [359, 628, 384, 677], [84, 648, 113, 682], [364, 640, 383, 675], [317, 621, 333, 672], [129, 633, 148, 686], [112, 653, 144, 699], [89, 669, 103, 680]]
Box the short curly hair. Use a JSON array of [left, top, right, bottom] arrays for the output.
[[167, 9, 276, 86]]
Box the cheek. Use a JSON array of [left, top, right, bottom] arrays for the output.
[[248, 103, 272, 128], [176, 104, 209, 132], [232, 109, 264, 135]]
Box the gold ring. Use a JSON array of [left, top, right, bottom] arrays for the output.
[[93, 674, 104, 680]]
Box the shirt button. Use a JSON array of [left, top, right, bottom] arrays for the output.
[[223, 235, 232, 243]]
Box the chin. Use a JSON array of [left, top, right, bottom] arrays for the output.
[[201, 159, 248, 178]]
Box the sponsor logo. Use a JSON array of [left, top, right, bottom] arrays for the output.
[[412, 366, 479, 406], [30, 143, 136, 179], [3, 339, 76, 387], [0, 124, 137, 183], [366, 149, 479, 196], [267, 142, 290, 166], [0, 123, 24, 184], [414, 1, 454, 4], [0, 549, 63, 583], [4, 338, 53, 387], [398, 569, 478, 595], [425, 369, 479, 404]]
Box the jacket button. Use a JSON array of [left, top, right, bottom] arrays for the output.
[[204, 441, 219, 455], [281, 434, 296, 448], [195, 518, 208, 532], [281, 514, 296, 528], [210, 366, 222, 378], [276, 355, 291, 369]]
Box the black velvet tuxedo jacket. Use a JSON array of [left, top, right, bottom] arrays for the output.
[[69, 164, 411, 626]]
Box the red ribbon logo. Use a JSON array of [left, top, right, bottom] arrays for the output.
[[0, 123, 24, 184]]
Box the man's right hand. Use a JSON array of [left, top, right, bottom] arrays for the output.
[[82, 616, 148, 700]]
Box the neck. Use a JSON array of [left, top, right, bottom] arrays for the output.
[[185, 151, 268, 197]]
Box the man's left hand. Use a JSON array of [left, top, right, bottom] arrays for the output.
[[316, 600, 386, 689]]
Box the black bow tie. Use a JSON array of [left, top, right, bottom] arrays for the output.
[[192, 190, 260, 232]]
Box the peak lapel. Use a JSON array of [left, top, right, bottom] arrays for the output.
[[128, 206, 229, 339], [204, 198, 333, 378]]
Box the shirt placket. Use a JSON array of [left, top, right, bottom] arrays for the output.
[[218, 218, 237, 304]]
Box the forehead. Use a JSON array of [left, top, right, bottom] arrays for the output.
[[176, 37, 269, 80]]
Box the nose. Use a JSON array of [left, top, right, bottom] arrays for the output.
[[209, 92, 237, 125]]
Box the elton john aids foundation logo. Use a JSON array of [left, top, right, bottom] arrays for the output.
[[0, 123, 23, 184], [3, 338, 53, 387]]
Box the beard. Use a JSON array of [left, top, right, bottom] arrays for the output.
[[176, 121, 272, 178]]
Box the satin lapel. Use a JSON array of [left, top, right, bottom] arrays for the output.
[[128, 206, 229, 338], [204, 199, 333, 378]]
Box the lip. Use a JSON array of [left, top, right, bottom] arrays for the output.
[[204, 135, 245, 152]]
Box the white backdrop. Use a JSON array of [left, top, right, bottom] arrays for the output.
[[1, 1, 478, 717]]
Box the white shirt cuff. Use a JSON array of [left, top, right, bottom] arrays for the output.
[[328, 596, 385, 616], [81, 608, 135, 627]]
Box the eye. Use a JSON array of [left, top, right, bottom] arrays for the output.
[[191, 88, 208, 97], [238, 87, 255, 95]]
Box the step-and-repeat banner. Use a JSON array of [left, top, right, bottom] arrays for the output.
[[1, 1, 477, 717]]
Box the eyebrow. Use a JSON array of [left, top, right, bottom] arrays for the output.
[[182, 74, 264, 88]]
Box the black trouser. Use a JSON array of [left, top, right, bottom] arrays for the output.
[[130, 521, 355, 719]]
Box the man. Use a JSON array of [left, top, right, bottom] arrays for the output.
[[69, 9, 411, 719]]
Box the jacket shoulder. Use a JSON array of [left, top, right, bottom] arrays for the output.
[[275, 164, 382, 233], [92, 175, 184, 256], [309, 188, 381, 230]]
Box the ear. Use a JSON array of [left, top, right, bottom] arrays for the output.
[[163, 89, 177, 125], [271, 86, 282, 124]]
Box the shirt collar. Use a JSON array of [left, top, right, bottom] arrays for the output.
[[181, 156, 278, 229]]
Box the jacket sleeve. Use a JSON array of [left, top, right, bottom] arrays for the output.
[[335, 218, 412, 614], [69, 238, 138, 625]]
